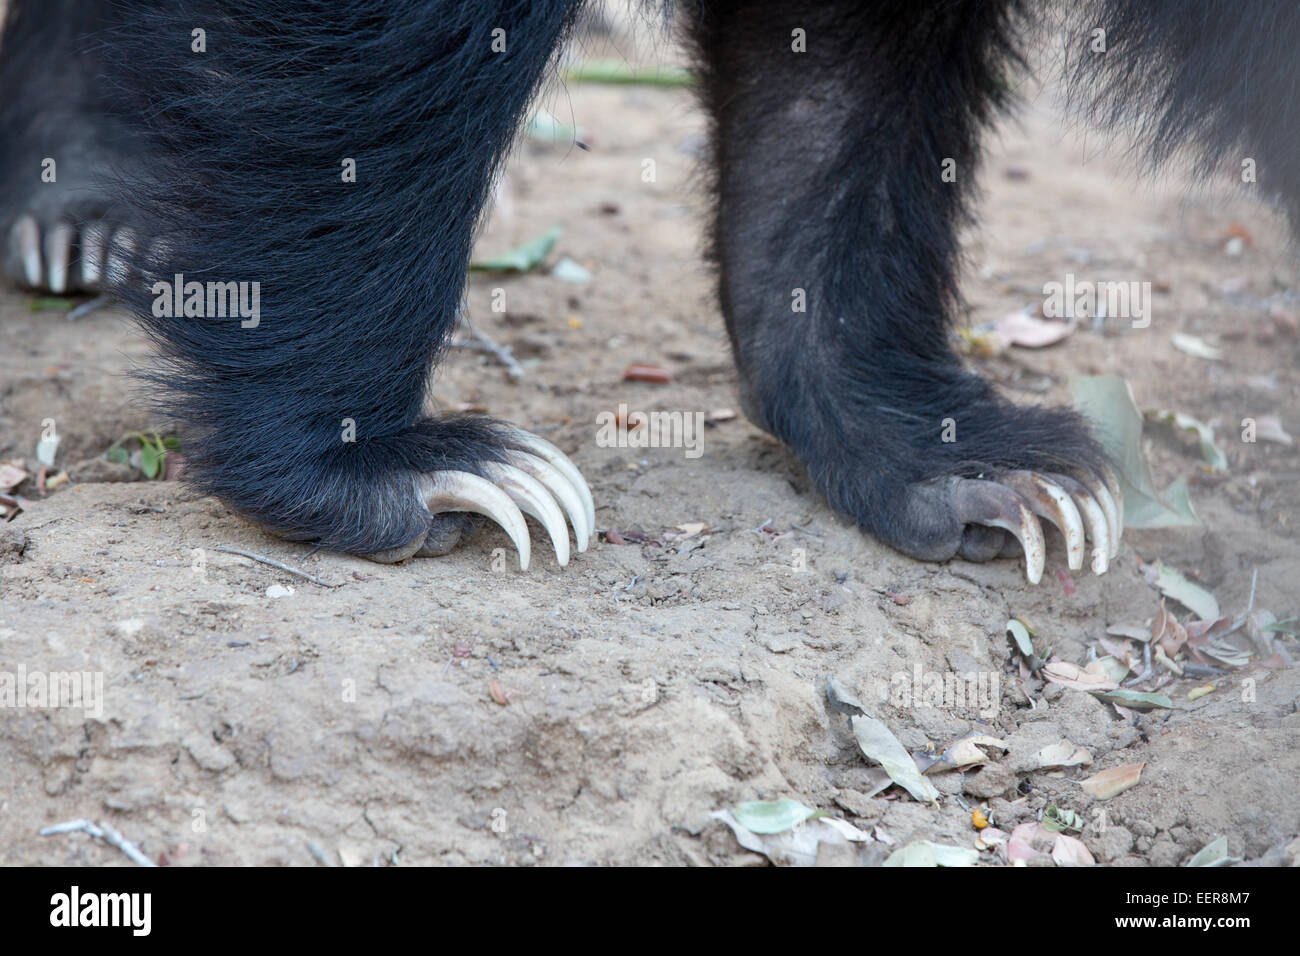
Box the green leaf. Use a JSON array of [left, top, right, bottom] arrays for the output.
[[470, 226, 562, 273], [1072, 375, 1200, 528], [105, 447, 130, 465], [732, 799, 822, 834], [1042, 805, 1083, 833], [139, 443, 163, 479]]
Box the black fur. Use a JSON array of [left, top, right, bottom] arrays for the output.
[[1, 0, 1295, 565]]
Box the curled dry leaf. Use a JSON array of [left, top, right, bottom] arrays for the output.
[[1035, 740, 1093, 769], [926, 733, 1009, 773], [1151, 600, 1189, 656]]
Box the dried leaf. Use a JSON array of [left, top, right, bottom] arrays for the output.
[[1080, 762, 1145, 800], [883, 840, 979, 867], [1043, 659, 1119, 691], [1142, 560, 1220, 621], [1051, 833, 1096, 866], [851, 715, 940, 805], [732, 799, 821, 834]]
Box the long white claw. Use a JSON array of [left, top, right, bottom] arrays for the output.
[[81, 223, 107, 287], [1051, 474, 1110, 575], [415, 471, 531, 570], [44, 223, 73, 294], [1005, 472, 1086, 571], [955, 479, 1046, 585], [506, 429, 595, 531], [13, 215, 42, 287], [1078, 471, 1121, 560], [483, 462, 570, 567], [106, 227, 137, 287], [506, 450, 590, 552]]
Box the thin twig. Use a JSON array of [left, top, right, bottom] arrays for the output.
[[451, 322, 524, 380], [40, 818, 156, 867], [66, 294, 115, 322], [212, 545, 344, 587]]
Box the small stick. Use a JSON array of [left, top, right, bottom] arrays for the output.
[[66, 294, 115, 322], [451, 323, 524, 380], [40, 818, 156, 867], [211, 545, 344, 587]]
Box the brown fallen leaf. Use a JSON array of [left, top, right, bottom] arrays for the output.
[[1080, 762, 1145, 800], [1151, 600, 1188, 657]]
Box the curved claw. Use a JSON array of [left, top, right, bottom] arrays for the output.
[[415, 470, 531, 570], [483, 462, 570, 567], [506, 450, 590, 552], [1003, 471, 1086, 571], [44, 222, 73, 294], [953, 478, 1046, 584], [12, 215, 42, 287], [1048, 473, 1110, 574], [1077, 470, 1122, 559], [505, 428, 595, 531]]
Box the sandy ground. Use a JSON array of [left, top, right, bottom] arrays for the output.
[[1, 23, 1298, 866]]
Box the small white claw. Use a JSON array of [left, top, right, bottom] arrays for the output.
[[506, 450, 590, 552], [1005, 472, 1086, 571], [1052, 473, 1110, 575], [81, 223, 107, 287], [1079, 471, 1122, 560], [483, 462, 570, 567], [44, 223, 73, 294], [13, 215, 42, 287], [506, 429, 595, 531], [416, 471, 531, 570]]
